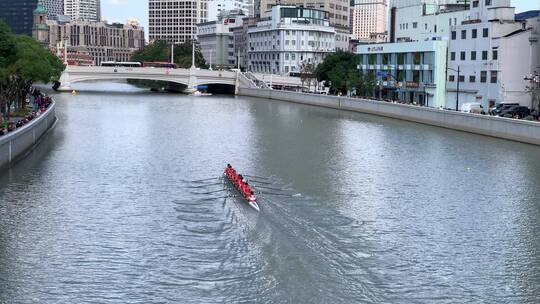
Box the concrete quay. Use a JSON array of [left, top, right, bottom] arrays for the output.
[[238, 88, 540, 146], [0, 101, 57, 170]]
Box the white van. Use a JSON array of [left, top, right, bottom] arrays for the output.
[[461, 102, 484, 114]]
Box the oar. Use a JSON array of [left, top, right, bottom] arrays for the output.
[[253, 185, 284, 191], [257, 191, 300, 197], [193, 189, 227, 195], [186, 182, 223, 188], [247, 179, 273, 185], [244, 174, 271, 180], [201, 195, 239, 201], [191, 177, 221, 183]]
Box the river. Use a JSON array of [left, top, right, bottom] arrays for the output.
[[0, 82, 539, 303]]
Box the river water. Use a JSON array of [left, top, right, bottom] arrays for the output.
[[0, 82, 539, 303]]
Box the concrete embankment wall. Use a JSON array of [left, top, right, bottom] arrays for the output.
[[0, 102, 57, 170], [238, 88, 540, 146]]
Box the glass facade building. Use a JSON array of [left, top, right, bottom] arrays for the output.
[[0, 0, 38, 35], [0, 0, 63, 35]]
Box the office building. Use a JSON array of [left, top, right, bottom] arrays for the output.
[[231, 16, 257, 69], [197, 10, 245, 68], [351, 0, 387, 42], [148, 0, 208, 43], [389, 0, 469, 42], [446, 0, 540, 109], [357, 40, 448, 107], [207, 0, 253, 21], [64, 0, 101, 21], [255, 0, 350, 30], [248, 6, 335, 74], [0, 0, 63, 35], [33, 8, 145, 65]]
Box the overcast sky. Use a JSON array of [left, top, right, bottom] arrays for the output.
[[101, 0, 539, 32]]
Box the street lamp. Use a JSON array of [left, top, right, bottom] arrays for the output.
[[447, 66, 461, 111]]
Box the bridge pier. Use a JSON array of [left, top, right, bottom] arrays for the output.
[[184, 67, 198, 94]]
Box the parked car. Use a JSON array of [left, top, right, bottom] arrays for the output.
[[499, 106, 531, 118], [489, 102, 519, 115], [461, 102, 485, 114]]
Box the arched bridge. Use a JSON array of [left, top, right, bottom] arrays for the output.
[[57, 66, 256, 93]]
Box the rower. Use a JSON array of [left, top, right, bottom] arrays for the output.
[[248, 191, 257, 203]]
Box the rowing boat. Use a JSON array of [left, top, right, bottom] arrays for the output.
[[223, 171, 260, 212]]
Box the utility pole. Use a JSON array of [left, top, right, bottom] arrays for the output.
[[525, 71, 540, 110], [448, 66, 460, 111], [171, 43, 174, 64], [456, 65, 460, 111], [191, 40, 196, 69]]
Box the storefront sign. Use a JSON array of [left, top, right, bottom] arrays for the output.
[[367, 46, 384, 52], [406, 81, 419, 88]]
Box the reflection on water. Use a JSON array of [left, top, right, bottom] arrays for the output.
[[0, 83, 539, 303]]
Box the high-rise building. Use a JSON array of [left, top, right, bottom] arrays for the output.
[[33, 9, 145, 65], [207, 0, 253, 21], [64, 0, 101, 21], [351, 0, 387, 42], [247, 6, 336, 75], [0, 0, 63, 35], [255, 0, 350, 30], [149, 0, 208, 43]]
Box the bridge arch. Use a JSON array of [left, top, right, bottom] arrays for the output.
[[57, 66, 241, 92]]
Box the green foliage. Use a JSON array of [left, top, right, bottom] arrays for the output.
[[0, 21, 64, 119], [315, 51, 364, 95], [130, 40, 207, 68]]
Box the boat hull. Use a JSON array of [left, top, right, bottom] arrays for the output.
[[224, 173, 260, 212]]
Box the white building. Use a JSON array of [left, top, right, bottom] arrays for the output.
[[148, 0, 208, 43], [64, 0, 101, 21], [256, 0, 350, 30], [352, 0, 387, 42], [248, 6, 336, 75], [197, 11, 245, 68], [389, 0, 469, 42], [357, 40, 449, 107], [42, 0, 64, 20], [207, 0, 253, 21], [446, 0, 540, 110]]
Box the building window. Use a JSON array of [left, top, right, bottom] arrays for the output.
[[492, 50, 498, 60], [483, 28, 489, 37], [451, 31, 456, 40], [482, 51, 488, 60], [451, 52, 456, 61], [469, 75, 476, 82], [461, 30, 466, 39], [471, 51, 476, 60], [413, 22, 417, 28], [460, 51, 466, 60], [480, 71, 487, 83], [449, 75, 455, 82], [473, 0, 479, 7], [485, 0, 492, 5], [472, 29, 477, 38], [490, 71, 497, 83], [459, 75, 465, 82]]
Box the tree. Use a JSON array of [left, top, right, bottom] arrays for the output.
[[315, 51, 361, 95], [129, 40, 207, 89], [358, 72, 376, 97], [130, 40, 207, 68], [299, 62, 316, 91], [0, 22, 64, 121], [0, 20, 17, 120]]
